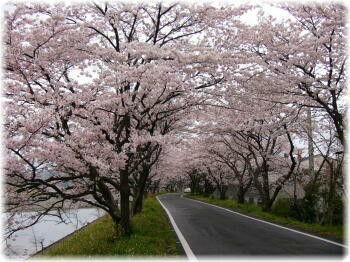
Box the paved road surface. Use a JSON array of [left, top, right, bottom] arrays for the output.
[[157, 194, 345, 256]]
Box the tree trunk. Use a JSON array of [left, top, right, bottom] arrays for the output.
[[261, 165, 271, 211], [110, 209, 121, 227], [203, 178, 213, 197], [132, 166, 149, 215], [261, 200, 272, 212], [132, 173, 147, 215], [237, 177, 252, 204], [324, 166, 336, 225], [120, 169, 131, 235], [219, 185, 227, 200], [92, 166, 121, 233], [268, 126, 297, 212], [132, 195, 144, 215], [237, 183, 245, 203], [237, 191, 245, 204], [219, 190, 226, 200]]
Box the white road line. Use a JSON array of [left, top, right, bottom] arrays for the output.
[[186, 196, 347, 248], [156, 196, 197, 261]]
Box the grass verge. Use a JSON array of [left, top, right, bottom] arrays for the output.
[[38, 197, 180, 257], [185, 194, 344, 242]]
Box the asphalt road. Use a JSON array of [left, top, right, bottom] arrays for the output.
[[157, 193, 345, 256]]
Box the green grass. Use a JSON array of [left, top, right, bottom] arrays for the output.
[[186, 194, 344, 242], [39, 197, 180, 257]]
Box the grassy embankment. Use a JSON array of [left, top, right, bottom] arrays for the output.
[[39, 196, 181, 257], [186, 194, 344, 242]]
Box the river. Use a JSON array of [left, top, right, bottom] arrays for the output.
[[3, 208, 105, 259]]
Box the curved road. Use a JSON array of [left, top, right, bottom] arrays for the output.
[[157, 193, 345, 257]]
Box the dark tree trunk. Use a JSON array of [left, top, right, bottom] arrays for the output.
[[110, 209, 121, 226], [120, 169, 131, 235], [118, 113, 132, 235], [261, 201, 271, 211], [236, 182, 245, 204], [237, 193, 244, 204], [190, 183, 195, 194], [261, 160, 271, 207], [203, 178, 214, 197], [132, 144, 161, 214], [265, 126, 297, 212], [261, 172, 271, 211], [323, 164, 336, 225], [188, 169, 203, 195], [90, 166, 121, 232], [250, 161, 271, 211], [132, 195, 144, 215], [219, 191, 226, 200], [236, 177, 253, 204], [132, 166, 149, 215], [219, 185, 227, 200]]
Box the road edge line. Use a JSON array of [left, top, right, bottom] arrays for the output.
[[186, 196, 346, 248], [156, 196, 197, 261]]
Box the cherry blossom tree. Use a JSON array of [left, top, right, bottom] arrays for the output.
[[205, 134, 253, 203], [4, 2, 244, 236], [238, 3, 346, 145], [191, 102, 298, 210], [235, 3, 346, 213]]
